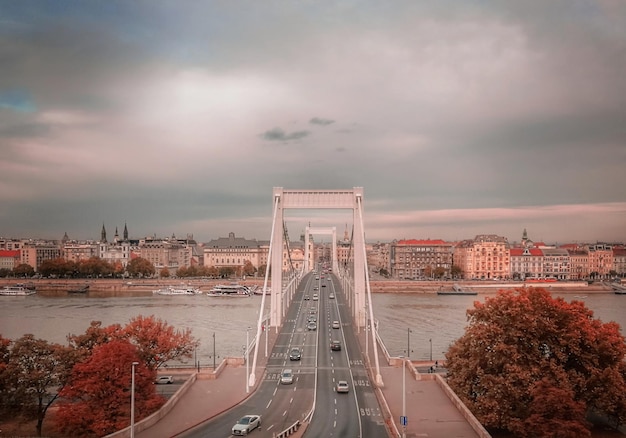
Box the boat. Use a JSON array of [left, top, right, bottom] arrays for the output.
[[612, 284, 626, 295], [206, 283, 253, 297], [437, 284, 477, 296], [0, 284, 37, 296], [68, 284, 90, 294], [153, 285, 202, 295]]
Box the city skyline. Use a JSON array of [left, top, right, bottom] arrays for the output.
[[1, 2, 625, 244]]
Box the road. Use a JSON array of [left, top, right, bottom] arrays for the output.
[[181, 269, 388, 438]]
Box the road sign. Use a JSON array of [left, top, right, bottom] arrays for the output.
[[401, 415, 407, 426]]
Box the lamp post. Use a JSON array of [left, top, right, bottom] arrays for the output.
[[400, 355, 406, 438], [245, 327, 250, 394], [407, 328, 412, 360], [213, 332, 216, 370], [429, 338, 433, 361], [130, 361, 139, 438]]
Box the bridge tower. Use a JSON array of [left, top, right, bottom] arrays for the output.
[[250, 187, 382, 388]]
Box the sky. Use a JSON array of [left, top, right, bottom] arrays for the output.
[[1, 1, 625, 245]]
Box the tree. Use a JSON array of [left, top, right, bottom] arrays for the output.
[[160, 267, 170, 278], [450, 265, 462, 279], [5, 335, 71, 436], [126, 257, 155, 278], [445, 287, 626, 437], [124, 315, 197, 370], [242, 260, 256, 277], [433, 266, 446, 279], [55, 340, 163, 437], [13, 263, 35, 278]]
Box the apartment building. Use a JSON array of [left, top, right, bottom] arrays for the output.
[[510, 247, 544, 279], [0, 250, 21, 271], [390, 239, 454, 279], [587, 244, 614, 279], [455, 234, 510, 280]]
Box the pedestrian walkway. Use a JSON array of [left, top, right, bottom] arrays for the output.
[[356, 328, 490, 438], [134, 329, 279, 438]]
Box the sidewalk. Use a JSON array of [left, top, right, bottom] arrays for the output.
[[357, 329, 488, 438], [135, 329, 279, 438]]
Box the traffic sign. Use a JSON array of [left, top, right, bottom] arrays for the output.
[[400, 415, 407, 426]]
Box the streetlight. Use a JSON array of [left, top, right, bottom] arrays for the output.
[[429, 338, 433, 362], [130, 361, 139, 438], [407, 328, 412, 360], [400, 355, 406, 438], [213, 332, 216, 371], [245, 327, 250, 394]]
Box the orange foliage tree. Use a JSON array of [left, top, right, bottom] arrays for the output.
[[124, 315, 196, 370], [56, 340, 163, 437], [446, 287, 626, 437]]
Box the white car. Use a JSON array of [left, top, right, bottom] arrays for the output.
[[154, 375, 173, 384], [332, 320, 340, 329], [232, 414, 261, 435], [336, 380, 349, 393], [280, 369, 294, 385]]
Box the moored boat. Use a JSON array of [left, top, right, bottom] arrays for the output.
[[0, 284, 37, 296], [153, 285, 202, 295], [68, 284, 90, 294], [437, 284, 477, 296], [206, 283, 253, 297]]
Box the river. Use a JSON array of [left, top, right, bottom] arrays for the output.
[[1, 289, 624, 364]]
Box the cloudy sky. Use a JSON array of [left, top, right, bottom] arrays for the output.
[[1, 1, 625, 245]]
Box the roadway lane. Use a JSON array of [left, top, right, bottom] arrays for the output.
[[181, 270, 388, 438]]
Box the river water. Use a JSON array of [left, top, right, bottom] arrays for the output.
[[1, 290, 624, 364]]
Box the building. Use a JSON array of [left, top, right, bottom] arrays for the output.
[[587, 244, 613, 279], [98, 224, 131, 269], [203, 232, 264, 273], [390, 239, 454, 279], [0, 250, 21, 271], [541, 248, 571, 280], [614, 247, 626, 277], [510, 247, 544, 280], [454, 234, 510, 280], [21, 241, 62, 272]]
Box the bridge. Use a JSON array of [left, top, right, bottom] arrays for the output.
[[122, 187, 488, 438]]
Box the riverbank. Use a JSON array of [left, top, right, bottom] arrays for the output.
[[0, 277, 614, 294]]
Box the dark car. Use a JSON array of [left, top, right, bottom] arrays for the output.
[[289, 347, 301, 361], [330, 340, 341, 351]]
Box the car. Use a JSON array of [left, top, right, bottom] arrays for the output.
[[304, 295, 310, 300], [307, 321, 317, 331], [289, 348, 301, 361], [329, 293, 335, 299], [336, 380, 349, 393], [154, 375, 173, 384], [308, 315, 317, 322], [322, 284, 326, 287], [280, 369, 294, 385], [313, 286, 318, 290], [330, 340, 341, 351], [332, 320, 340, 329], [313, 294, 318, 301], [232, 414, 261, 435]]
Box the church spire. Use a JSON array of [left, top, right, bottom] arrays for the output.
[[123, 222, 128, 240], [101, 223, 107, 243]]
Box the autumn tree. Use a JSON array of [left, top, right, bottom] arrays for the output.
[[446, 287, 626, 437], [13, 263, 35, 278], [126, 257, 155, 278], [242, 260, 256, 277], [4, 335, 71, 436], [56, 340, 163, 437], [124, 315, 196, 370], [0, 335, 12, 414]]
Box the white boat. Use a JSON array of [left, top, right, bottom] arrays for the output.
[[153, 285, 202, 295], [0, 285, 37, 296], [206, 284, 253, 297]]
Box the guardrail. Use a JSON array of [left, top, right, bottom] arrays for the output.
[[272, 420, 301, 438]]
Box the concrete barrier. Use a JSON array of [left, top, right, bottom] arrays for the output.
[[433, 374, 492, 438], [105, 371, 198, 438], [272, 420, 301, 438]]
